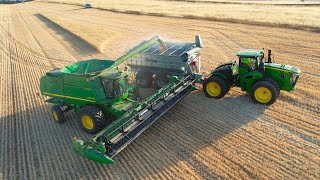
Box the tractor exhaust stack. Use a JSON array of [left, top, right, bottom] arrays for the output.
[[267, 49, 272, 63]]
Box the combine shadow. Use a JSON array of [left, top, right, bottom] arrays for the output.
[[0, 90, 267, 179], [0, 103, 89, 179], [35, 14, 98, 56]]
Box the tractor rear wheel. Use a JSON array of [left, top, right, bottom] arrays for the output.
[[203, 76, 229, 99], [136, 70, 153, 88], [79, 106, 106, 134], [154, 73, 169, 89], [251, 80, 279, 105], [52, 105, 65, 123]]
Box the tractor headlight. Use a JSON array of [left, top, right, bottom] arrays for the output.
[[290, 73, 299, 87]]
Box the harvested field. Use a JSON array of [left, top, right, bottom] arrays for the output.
[[0, 1, 319, 179], [38, 0, 320, 31]]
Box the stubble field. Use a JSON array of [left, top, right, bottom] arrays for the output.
[[0, 1, 319, 179]]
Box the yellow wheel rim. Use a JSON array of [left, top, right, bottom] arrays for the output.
[[206, 82, 221, 97], [254, 87, 272, 103], [82, 115, 94, 130], [52, 111, 59, 121]]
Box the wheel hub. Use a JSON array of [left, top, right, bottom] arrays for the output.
[[82, 115, 94, 130], [206, 82, 221, 97], [254, 87, 272, 103], [52, 111, 58, 121]]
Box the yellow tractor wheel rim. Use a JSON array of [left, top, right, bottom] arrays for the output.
[[82, 115, 94, 130], [52, 111, 59, 121], [254, 87, 272, 103], [206, 82, 221, 97]]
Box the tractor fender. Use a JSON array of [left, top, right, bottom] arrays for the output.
[[206, 72, 233, 87], [245, 75, 267, 93], [208, 72, 228, 80]]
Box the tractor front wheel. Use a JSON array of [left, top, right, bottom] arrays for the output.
[[203, 76, 229, 99], [79, 106, 106, 134], [52, 105, 65, 124], [251, 80, 279, 105]]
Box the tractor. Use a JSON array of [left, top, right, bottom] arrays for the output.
[[203, 49, 300, 105]]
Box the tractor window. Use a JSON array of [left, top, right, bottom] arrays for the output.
[[240, 57, 257, 72]]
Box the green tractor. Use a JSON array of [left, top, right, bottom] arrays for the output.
[[203, 49, 301, 105]]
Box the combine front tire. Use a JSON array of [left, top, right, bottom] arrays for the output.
[[251, 80, 279, 105], [79, 106, 106, 134], [203, 76, 229, 99], [52, 105, 65, 124]]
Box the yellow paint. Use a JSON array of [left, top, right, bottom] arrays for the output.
[[43, 92, 95, 102], [82, 115, 94, 130], [254, 87, 272, 103], [206, 82, 221, 97], [52, 110, 59, 121]]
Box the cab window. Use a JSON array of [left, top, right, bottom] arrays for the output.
[[114, 78, 128, 98], [240, 57, 257, 71], [101, 77, 128, 99], [101, 79, 113, 99]]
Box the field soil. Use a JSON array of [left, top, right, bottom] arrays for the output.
[[38, 0, 320, 31], [0, 2, 319, 179]]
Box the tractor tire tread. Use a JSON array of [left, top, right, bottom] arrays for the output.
[[251, 80, 279, 105], [263, 78, 280, 96], [203, 76, 230, 99]]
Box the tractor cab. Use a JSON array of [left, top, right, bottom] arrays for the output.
[[237, 49, 264, 74]]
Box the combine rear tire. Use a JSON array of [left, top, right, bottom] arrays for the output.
[[137, 71, 153, 88], [203, 76, 229, 99], [251, 80, 279, 105], [52, 105, 65, 124], [79, 106, 106, 134], [154, 73, 169, 89]]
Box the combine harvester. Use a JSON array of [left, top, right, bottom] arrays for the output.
[[39, 36, 300, 164]]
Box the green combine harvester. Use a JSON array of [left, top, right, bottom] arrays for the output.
[[39, 36, 300, 164]]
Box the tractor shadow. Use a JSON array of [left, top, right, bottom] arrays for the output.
[[0, 90, 267, 179], [35, 14, 99, 56]]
